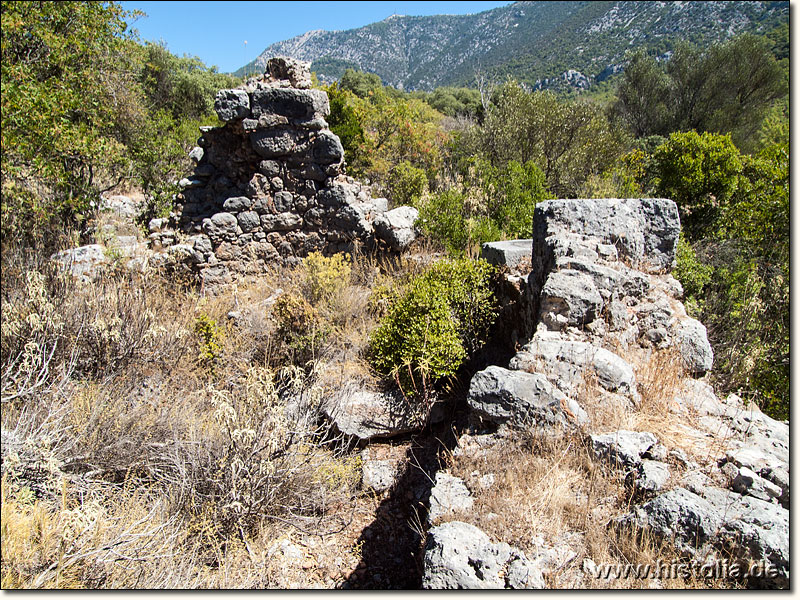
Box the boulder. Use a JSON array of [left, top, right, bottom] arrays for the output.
[[676, 318, 713, 375], [249, 129, 298, 158], [468, 365, 587, 428], [540, 269, 603, 328], [373, 206, 419, 251], [590, 430, 657, 470], [480, 240, 533, 271], [214, 89, 250, 122], [616, 488, 721, 553], [323, 385, 429, 441], [428, 473, 474, 524], [422, 522, 545, 589], [251, 87, 329, 120], [52, 244, 107, 281]]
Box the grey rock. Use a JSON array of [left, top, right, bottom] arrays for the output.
[[590, 430, 657, 469], [361, 457, 398, 493], [258, 159, 282, 178], [214, 89, 250, 122], [222, 196, 252, 212], [52, 244, 107, 281], [428, 473, 474, 524], [202, 212, 238, 242], [178, 177, 204, 189], [422, 522, 545, 589], [312, 131, 344, 164], [249, 129, 298, 158], [510, 337, 636, 397], [481, 240, 533, 271], [273, 191, 294, 212], [237, 211, 260, 233], [323, 385, 430, 441], [266, 56, 313, 89], [616, 488, 721, 553], [148, 218, 167, 233], [468, 365, 587, 428], [260, 212, 302, 231], [373, 206, 419, 251], [100, 194, 140, 219], [533, 198, 680, 272], [676, 318, 713, 375], [630, 459, 670, 494], [730, 466, 782, 502], [540, 269, 603, 328], [251, 87, 329, 120], [188, 146, 204, 163]]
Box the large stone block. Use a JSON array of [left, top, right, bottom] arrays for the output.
[[214, 89, 250, 122]]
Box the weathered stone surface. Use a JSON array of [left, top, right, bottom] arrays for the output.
[[52, 244, 107, 281], [428, 473, 474, 524], [533, 198, 680, 272], [237, 211, 260, 233], [214, 89, 250, 122], [423, 522, 545, 589], [676, 318, 713, 374], [481, 240, 533, 271], [510, 337, 636, 397], [251, 87, 329, 120], [222, 196, 252, 212], [629, 459, 670, 494], [323, 385, 428, 441], [311, 131, 344, 163], [260, 212, 302, 231], [266, 56, 312, 89], [202, 212, 239, 242], [360, 456, 399, 493], [540, 269, 603, 328], [590, 430, 657, 470], [373, 206, 419, 251], [249, 129, 298, 158], [468, 365, 587, 428], [616, 488, 721, 552]]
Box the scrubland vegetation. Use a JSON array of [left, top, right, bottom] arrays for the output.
[[0, 1, 789, 588]]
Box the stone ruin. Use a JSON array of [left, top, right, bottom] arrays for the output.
[[149, 57, 419, 288]]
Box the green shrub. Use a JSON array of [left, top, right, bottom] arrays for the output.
[[673, 234, 712, 316], [651, 131, 743, 239], [387, 161, 428, 207], [194, 313, 223, 371], [368, 258, 497, 397], [415, 189, 469, 254], [302, 251, 351, 305]]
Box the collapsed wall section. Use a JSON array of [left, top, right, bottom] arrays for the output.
[[150, 57, 418, 288]]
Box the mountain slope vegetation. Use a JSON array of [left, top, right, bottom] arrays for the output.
[[239, 0, 788, 91]]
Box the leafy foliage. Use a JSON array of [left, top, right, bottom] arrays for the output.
[[368, 259, 497, 397]]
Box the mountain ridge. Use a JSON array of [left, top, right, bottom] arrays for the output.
[[237, 1, 788, 91]]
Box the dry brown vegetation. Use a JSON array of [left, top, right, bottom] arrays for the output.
[[1, 244, 434, 588]]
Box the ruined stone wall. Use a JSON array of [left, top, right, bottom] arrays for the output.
[[150, 58, 417, 288]]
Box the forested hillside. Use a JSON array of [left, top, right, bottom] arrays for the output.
[[241, 0, 788, 92]]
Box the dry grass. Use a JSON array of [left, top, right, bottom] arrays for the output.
[[0, 240, 433, 588]]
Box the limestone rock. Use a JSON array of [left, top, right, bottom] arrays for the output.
[[214, 89, 250, 122], [323, 385, 429, 441], [360, 456, 399, 493], [422, 522, 545, 589], [468, 365, 587, 428], [540, 269, 603, 328], [428, 473, 474, 524], [533, 198, 680, 273], [590, 430, 657, 470], [676, 318, 714, 375], [481, 240, 533, 272], [52, 244, 107, 282], [373, 206, 419, 251]]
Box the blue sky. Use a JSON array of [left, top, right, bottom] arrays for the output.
[[120, 1, 512, 73]]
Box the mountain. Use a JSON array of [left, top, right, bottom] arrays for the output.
[[237, 1, 788, 92]]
